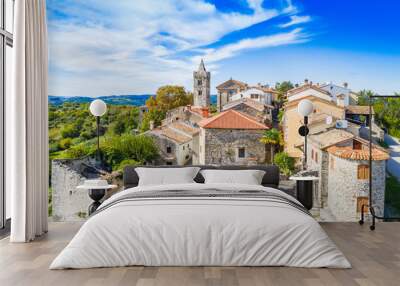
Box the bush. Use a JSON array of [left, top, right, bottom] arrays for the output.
[[60, 123, 80, 138], [61, 143, 95, 159], [274, 152, 295, 176], [102, 134, 159, 169], [58, 138, 73, 150]]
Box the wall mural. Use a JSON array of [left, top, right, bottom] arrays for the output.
[[47, 1, 400, 222]]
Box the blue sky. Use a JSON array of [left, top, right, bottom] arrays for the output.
[[47, 0, 400, 96]]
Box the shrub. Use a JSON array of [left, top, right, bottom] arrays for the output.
[[102, 134, 159, 169], [60, 123, 80, 138], [58, 138, 72, 150], [274, 152, 295, 176], [61, 143, 95, 159]]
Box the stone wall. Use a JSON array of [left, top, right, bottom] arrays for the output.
[[145, 132, 178, 165], [202, 129, 265, 165], [52, 160, 93, 221], [327, 155, 385, 221], [52, 158, 122, 221]]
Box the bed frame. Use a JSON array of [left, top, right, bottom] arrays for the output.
[[123, 165, 280, 189]]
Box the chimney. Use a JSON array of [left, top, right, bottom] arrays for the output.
[[343, 82, 348, 88], [149, 120, 155, 130], [295, 83, 299, 88], [304, 78, 309, 85], [201, 107, 209, 118]]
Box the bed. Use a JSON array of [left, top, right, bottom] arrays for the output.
[[50, 165, 350, 269]]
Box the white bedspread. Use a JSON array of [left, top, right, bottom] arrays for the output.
[[50, 183, 351, 269]]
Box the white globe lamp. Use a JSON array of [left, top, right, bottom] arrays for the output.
[[89, 99, 107, 161], [297, 99, 314, 170], [89, 99, 107, 117], [297, 99, 314, 117]]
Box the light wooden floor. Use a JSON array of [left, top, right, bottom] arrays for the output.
[[1, 222, 399, 286]]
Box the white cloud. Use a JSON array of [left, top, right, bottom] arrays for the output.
[[279, 15, 312, 28], [193, 28, 309, 63], [48, 0, 311, 96]]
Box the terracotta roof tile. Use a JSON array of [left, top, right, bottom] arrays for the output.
[[326, 145, 389, 161], [198, 110, 269, 130], [170, 121, 199, 136], [216, 79, 247, 90], [222, 98, 273, 112], [287, 84, 331, 96], [284, 95, 344, 110], [345, 105, 375, 115], [309, 129, 355, 149]]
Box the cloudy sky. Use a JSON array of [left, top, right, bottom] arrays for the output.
[[47, 0, 400, 97]]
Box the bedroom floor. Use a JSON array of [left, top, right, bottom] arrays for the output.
[[0, 222, 399, 286]]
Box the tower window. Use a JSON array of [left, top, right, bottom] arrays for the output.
[[198, 90, 202, 95], [198, 79, 202, 85]]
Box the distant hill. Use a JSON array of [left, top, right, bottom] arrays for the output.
[[49, 94, 218, 106]]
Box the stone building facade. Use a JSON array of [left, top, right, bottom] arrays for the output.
[[193, 59, 210, 108], [195, 109, 268, 165], [307, 129, 389, 221], [327, 156, 386, 221]]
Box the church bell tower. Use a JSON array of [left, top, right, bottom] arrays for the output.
[[193, 59, 210, 107]]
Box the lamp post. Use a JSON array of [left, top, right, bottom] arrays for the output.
[[297, 99, 314, 170], [89, 99, 107, 161]]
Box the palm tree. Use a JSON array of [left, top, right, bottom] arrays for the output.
[[260, 128, 283, 163]]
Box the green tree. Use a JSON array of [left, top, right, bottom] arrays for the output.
[[274, 152, 295, 176], [275, 81, 294, 105], [357, 89, 374, 105], [141, 85, 193, 132], [102, 134, 159, 169], [60, 123, 80, 139], [260, 128, 283, 163]]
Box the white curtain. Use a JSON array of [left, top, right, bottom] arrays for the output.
[[8, 0, 48, 242]]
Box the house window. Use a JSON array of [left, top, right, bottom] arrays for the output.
[[358, 165, 370, 179], [166, 146, 172, 153], [238, 147, 245, 158], [166, 162, 173, 165], [315, 152, 319, 163], [357, 197, 369, 213], [311, 149, 314, 160], [353, 140, 362, 150], [185, 155, 189, 160], [251, 94, 258, 99], [183, 146, 185, 150]]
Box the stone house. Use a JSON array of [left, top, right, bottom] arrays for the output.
[[216, 78, 248, 112], [230, 86, 276, 106], [145, 121, 199, 165], [194, 109, 268, 165], [307, 129, 389, 221], [222, 98, 274, 125]]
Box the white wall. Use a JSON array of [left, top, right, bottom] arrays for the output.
[[288, 88, 332, 103]]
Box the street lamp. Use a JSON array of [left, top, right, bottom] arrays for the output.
[[89, 99, 107, 161], [297, 99, 314, 169]]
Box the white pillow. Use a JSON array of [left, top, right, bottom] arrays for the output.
[[200, 169, 265, 185], [136, 167, 201, 186]]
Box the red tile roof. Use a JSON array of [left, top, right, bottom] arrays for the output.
[[326, 145, 389, 161], [198, 110, 269, 130], [287, 83, 331, 96], [345, 105, 375, 115]]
